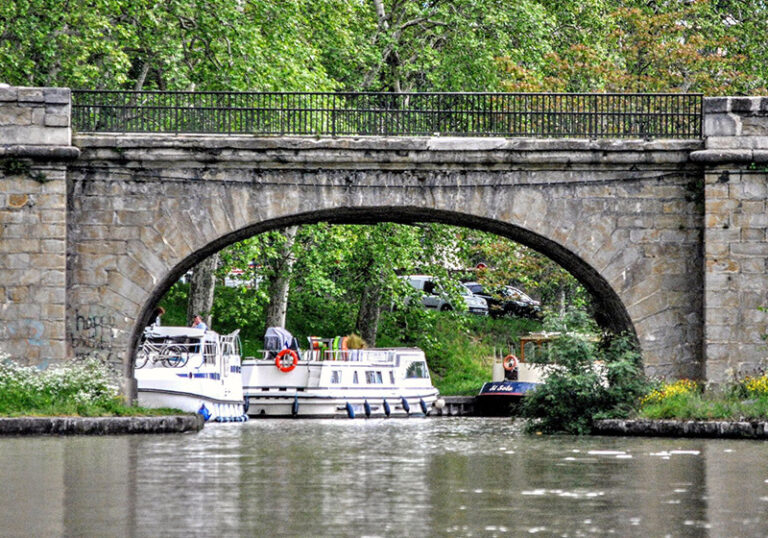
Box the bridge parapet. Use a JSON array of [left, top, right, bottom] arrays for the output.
[[0, 84, 77, 155], [698, 97, 768, 157]]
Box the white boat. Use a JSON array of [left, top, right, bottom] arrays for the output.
[[242, 334, 443, 418], [135, 326, 248, 422]]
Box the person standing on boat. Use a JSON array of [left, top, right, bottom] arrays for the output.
[[147, 306, 165, 328], [191, 314, 208, 331]]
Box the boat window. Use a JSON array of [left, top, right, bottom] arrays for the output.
[[330, 370, 341, 384], [405, 360, 428, 378], [366, 371, 383, 384], [353, 371, 359, 384], [389, 371, 395, 384]]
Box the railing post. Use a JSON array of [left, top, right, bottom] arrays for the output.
[[332, 93, 337, 137]]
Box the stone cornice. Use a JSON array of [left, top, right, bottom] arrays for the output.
[[0, 144, 80, 160]]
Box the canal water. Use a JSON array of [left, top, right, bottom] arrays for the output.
[[1, 417, 767, 536]]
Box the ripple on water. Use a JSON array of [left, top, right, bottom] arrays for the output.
[[520, 489, 605, 499]]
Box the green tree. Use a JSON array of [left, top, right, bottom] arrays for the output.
[[500, 0, 763, 94]]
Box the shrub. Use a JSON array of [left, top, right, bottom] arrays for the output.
[[378, 308, 541, 395], [520, 310, 649, 434]]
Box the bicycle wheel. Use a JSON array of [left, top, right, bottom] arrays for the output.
[[161, 345, 188, 368], [135, 346, 150, 369]]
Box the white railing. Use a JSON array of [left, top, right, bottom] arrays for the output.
[[254, 348, 396, 363]]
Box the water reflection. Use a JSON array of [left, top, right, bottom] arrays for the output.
[[1, 418, 766, 536]]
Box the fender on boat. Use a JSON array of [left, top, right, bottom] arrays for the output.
[[401, 397, 410, 415], [383, 399, 391, 417], [364, 400, 371, 418], [420, 398, 428, 415], [292, 395, 299, 417], [345, 401, 355, 419]]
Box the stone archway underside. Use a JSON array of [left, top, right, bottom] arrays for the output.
[[67, 135, 704, 389]]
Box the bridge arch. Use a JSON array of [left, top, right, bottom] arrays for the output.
[[67, 134, 704, 391], [132, 206, 635, 354]]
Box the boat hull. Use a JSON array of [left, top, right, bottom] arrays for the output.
[[138, 388, 246, 421], [245, 390, 439, 418]]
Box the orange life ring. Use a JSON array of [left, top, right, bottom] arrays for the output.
[[502, 354, 519, 371], [275, 349, 299, 372]]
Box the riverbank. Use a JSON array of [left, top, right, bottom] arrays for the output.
[[0, 414, 204, 436], [432, 397, 768, 439], [592, 418, 768, 439]]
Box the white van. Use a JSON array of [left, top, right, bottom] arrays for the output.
[[405, 275, 488, 315]]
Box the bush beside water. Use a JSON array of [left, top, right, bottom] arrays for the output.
[[519, 311, 649, 434], [0, 356, 176, 417]]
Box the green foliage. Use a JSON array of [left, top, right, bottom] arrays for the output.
[[159, 282, 191, 327], [520, 311, 648, 434], [6, 0, 764, 94], [500, 0, 766, 95], [0, 357, 175, 417], [285, 293, 358, 349]]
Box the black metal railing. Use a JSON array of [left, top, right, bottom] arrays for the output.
[[72, 91, 703, 139]]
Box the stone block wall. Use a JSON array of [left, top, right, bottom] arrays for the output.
[[0, 85, 71, 147], [0, 85, 77, 365], [695, 97, 768, 381]]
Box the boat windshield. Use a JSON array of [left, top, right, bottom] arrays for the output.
[[405, 360, 429, 379]]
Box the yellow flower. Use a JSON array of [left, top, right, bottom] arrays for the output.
[[640, 379, 698, 406], [744, 375, 768, 396]]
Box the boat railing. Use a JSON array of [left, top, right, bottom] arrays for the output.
[[219, 330, 242, 358], [253, 348, 396, 363]]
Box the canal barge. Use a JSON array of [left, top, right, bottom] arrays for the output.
[[476, 331, 603, 415], [135, 326, 248, 422], [475, 332, 553, 414], [242, 331, 443, 418]]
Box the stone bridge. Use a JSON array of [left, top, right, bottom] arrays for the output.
[[1, 85, 767, 393]]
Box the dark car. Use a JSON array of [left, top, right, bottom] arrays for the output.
[[463, 282, 542, 319]]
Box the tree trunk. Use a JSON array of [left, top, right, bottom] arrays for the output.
[[265, 226, 298, 328], [558, 287, 567, 317], [355, 280, 381, 347], [187, 252, 219, 328]]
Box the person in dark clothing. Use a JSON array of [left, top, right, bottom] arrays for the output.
[[148, 306, 165, 328]]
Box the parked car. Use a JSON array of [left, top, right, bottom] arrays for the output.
[[405, 275, 488, 315], [463, 282, 541, 319]]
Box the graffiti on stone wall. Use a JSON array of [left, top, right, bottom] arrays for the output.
[[69, 307, 121, 364], [6, 319, 46, 347]]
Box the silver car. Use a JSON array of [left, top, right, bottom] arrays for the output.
[[405, 275, 488, 315]]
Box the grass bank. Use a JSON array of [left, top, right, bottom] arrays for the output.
[[0, 358, 180, 417], [636, 377, 768, 421]]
